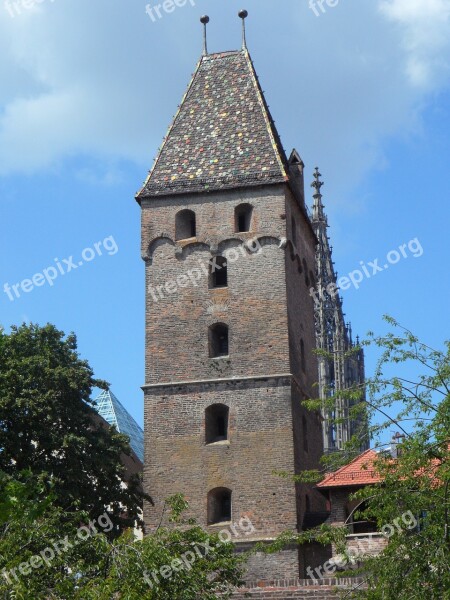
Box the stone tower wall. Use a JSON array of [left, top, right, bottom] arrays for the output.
[[141, 183, 324, 581]]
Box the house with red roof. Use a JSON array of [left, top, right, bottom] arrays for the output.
[[316, 449, 389, 566]]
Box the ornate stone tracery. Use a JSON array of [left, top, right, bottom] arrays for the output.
[[310, 168, 369, 453]]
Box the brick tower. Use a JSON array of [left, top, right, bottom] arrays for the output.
[[136, 16, 326, 581]]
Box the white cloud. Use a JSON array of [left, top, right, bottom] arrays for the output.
[[379, 0, 450, 87], [0, 0, 449, 197]]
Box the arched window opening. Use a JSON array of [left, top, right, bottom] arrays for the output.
[[235, 204, 253, 233], [209, 256, 228, 288], [205, 404, 229, 444], [209, 323, 229, 358], [346, 500, 377, 535], [176, 209, 196, 240], [208, 488, 232, 524]]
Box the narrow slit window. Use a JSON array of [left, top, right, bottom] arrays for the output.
[[235, 204, 253, 233], [303, 259, 310, 286], [209, 323, 229, 358], [301, 339, 306, 372], [210, 256, 228, 288], [292, 216, 297, 248]]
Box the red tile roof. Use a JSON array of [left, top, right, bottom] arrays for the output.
[[317, 450, 382, 489], [317, 444, 449, 490]]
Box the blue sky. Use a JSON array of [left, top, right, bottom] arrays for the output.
[[0, 0, 449, 431]]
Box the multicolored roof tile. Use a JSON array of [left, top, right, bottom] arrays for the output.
[[137, 50, 289, 200]]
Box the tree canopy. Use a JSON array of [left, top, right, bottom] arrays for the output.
[[0, 323, 244, 598], [0, 323, 145, 531], [0, 482, 244, 599], [297, 317, 450, 599]]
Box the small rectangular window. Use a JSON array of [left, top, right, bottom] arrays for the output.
[[235, 204, 253, 233], [209, 324, 229, 358], [208, 488, 232, 524], [205, 405, 229, 444], [210, 257, 228, 288]]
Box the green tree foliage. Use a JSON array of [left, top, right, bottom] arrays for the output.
[[75, 495, 245, 600], [0, 323, 145, 530], [0, 484, 244, 599], [0, 324, 244, 598], [0, 471, 95, 599], [300, 318, 450, 599]]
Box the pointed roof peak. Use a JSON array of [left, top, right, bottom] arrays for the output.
[[289, 148, 304, 167], [137, 47, 288, 200], [201, 49, 244, 61]]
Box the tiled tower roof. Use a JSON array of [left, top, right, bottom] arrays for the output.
[[93, 390, 144, 462], [137, 50, 289, 200]]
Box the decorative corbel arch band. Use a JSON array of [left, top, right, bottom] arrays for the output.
[[175, 242, 211, 261], [146, 233, 293, 264], [145, 236, 175, 264]]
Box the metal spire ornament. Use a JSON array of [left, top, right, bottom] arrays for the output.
[[200, 15, 210, 56], [239, 9, 248, 50]]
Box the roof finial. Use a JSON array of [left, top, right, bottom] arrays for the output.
[[311, 167, 324, 196], [200, 15, 210, 56], [311, 167, 327, 224], [239, 9, 248, 50]]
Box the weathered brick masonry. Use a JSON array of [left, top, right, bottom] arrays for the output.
[[140, 183, 327, 579], [137, 47, 333, 584], [230, 578, 365, 599]]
